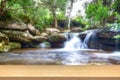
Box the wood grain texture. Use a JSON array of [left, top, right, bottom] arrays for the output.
[[0, 65, 120, 77], [0, 78, 120, 80]]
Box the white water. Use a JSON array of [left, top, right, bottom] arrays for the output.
[[64, 29, 101, 50], [64, 33, 86, 49], [64, 35, 82, 49]]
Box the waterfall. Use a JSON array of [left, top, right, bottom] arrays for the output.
[[64, 33, 86, 49], [64, 29, 101, 50], [83, 32, 97, 48]]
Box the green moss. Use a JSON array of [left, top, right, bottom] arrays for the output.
[[0, 42, 21, 53], [9, 42, 21, 50]]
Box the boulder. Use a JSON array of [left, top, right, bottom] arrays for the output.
[[71, 27, 82, 32], [78, 33, 86, 41], [9, 42, 21, 50], [0, 30, 34, 43], [0, 42, 10, 52], [27, 23, 41, 36], [0, 32, 21, 52], [48, 34, 66, 43], [0, 32, 9, 45], [0, 21, 28, 31], [46, 28, 60, 35], [0, 42, 21, 52], [96, 30, 120, 50], [48, 34, 67, 48], [41, 32, 48, 38], [33, 36, 47, 43]]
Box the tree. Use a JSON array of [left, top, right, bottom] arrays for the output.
[[40, 0, 66, 28], [86, 1, 110, 28], [112, 0, 120, 13], [67, 0, 74, 29]]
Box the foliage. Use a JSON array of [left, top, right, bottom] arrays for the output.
[[1, 0, 120, 31], [85, 1, 110, 27], [108, 23, 120, 31], [114, 34, 120, 39], [112, 0, 120, 14], [0, 0, 67, 30], [40, 0, 67, 28]]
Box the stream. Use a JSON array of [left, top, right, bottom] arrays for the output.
[[0, 31, 120, 65], [0, 48, 119, 65]]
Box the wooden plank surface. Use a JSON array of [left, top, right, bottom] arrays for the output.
[[0, 65, 120, 77], [0, 78, 120, 80]]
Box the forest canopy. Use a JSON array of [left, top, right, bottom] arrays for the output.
[[0, 0, 120, 30]]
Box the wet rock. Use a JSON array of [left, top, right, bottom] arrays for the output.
[[78, 29, 102, 50], [39, 41, 51, 48], [0, 30, 34, 43], [96, 29, 120, 50], [78, 33, 86, 41], [108, 57, 120, 64], [48, 34, 67, 48], [27, 23, 41, 36]]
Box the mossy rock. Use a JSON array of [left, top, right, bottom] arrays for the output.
[[48, 34, 67, 42], [0, 42, 10, 52], [0, 21, 28, 31], [0, 42, 21, 52], [0, 32, 9, 44], [9, 42, 21, 50], [0, 30, 34, 43]]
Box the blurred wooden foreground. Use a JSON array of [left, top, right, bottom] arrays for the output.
[[0, 65, 120, 77]]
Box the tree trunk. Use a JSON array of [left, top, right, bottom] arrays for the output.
[[52, 10, 58, 28], [102, 18, 107, 28], [67, 0, 74, 29], [51, 0, 58, 28]]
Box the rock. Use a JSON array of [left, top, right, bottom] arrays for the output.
[[0, 42, 10, 52], [27, 23, 41, 36], [0, 42, 21, 52], [0, 30, 34, 43], [0, 21, 28, 31], [0, 21, 7, 28], [9, 42, 21, 50], [48, 34, 66, 43], [33, 36, 47, 43], [0, 32, 9, 45], [71, 27, 82, 32], [78, 33, 86, 41], [39, 41, 51, 48], [46, 28, 60, 35], [0, 32, 15, 52], [41, 32, 48, 38], [78, 29, 103, 50], [95, 29, 120, 50], [48, 34, 67, 48], [108, 57, 120, 64]]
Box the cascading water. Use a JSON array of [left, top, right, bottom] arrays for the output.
[[64, 29, 101, 50], [64, 33, 87, 49], [83, 31, 98, 49]]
